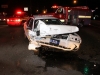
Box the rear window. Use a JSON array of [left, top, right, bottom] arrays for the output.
[[40, 19, 63, 25]]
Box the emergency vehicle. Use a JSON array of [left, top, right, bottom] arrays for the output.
[[7, 10, 29, 26], [42, 6, 92, 27]]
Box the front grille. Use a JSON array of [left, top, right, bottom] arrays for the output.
[[38, 41, 71, 50], [52, 34, 68, 39]]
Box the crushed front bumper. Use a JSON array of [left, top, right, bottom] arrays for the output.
[[28, 38, 81, 51]]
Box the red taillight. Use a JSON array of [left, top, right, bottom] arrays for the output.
[[7, 19, 9, 22], [18, 19, 21, 21], [16, 19, 21, 22]]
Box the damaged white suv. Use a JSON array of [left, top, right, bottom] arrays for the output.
[[24, 15, 82, 55]]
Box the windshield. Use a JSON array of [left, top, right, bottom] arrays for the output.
[[40, 19, 63, 25]]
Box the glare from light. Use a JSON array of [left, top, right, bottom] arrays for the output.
[[36, 9, 39, 12], [59, 14, 62, 18], [78, 15, 91, 18], [7, 19, 9, 21], [3, 19, 6, 21], [94, 64, 96, 67], [60, 19, 65, 22], [17, 11, 22, 14], [73, 0, 77, 4], [43, 10, 46, 14], [18, 19, 21, 21], [68, 10, 71, 12]]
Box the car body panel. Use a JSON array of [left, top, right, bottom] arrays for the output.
[[39, 20, 79, 36]]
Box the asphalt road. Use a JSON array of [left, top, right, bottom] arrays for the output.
[[0, 25, 100, 75]]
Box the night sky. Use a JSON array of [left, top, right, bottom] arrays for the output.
[[0, 0, 99, 8], [0, 0, 100, 15]]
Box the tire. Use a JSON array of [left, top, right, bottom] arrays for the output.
[[33, 47, 42, 56], [33, 50, 40, 55], [34, 47, 45, 57]]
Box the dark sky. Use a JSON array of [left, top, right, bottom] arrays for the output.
[[0, 0, 100, 15], [0, 0, 100, 7], [1, 0, 100, 8]]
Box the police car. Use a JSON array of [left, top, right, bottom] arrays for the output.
[[24, 15, 82, 55]]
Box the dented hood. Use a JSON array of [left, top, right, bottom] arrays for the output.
[[38, 20, 79, 35], [40, 24, 79, 35], [46, 25, 79, 35]]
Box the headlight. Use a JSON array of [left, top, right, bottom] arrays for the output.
[[60, 19, 65, 22], [68, 34, 81, 43], [3, 19, 6, 21]]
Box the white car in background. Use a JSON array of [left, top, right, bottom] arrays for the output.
[[24, 15, 82, 55]]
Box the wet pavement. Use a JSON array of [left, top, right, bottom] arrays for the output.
[[38, 51, 100, 75], [0, 25, 100, 75]]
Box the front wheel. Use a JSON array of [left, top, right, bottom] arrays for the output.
[[33, 50, 40, 55], [33, 47, 46, 56], [33, 47, 42, 56]]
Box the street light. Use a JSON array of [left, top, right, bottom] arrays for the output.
[[43, 9, 47, 14], [36, 9, 39, 12], [73, 0, 77, 4]]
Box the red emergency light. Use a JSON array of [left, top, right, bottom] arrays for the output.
[[52, 5, 58, 8], [16, 11, 22, 14]]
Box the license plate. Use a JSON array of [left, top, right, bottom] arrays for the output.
[[50, 39, 60, 45]]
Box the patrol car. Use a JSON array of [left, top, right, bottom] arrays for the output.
[[7, 11, 28, 26], [24, 15, 82, 55]]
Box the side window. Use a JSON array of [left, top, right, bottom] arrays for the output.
[[56, 8, 63, 14], [28, 19, 33, 29], [26, 18, 31, 26], [34, 20, 39, 29]]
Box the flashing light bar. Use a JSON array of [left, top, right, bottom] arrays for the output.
[[78, 15, 91, 18], [51, 5, 58, 8]]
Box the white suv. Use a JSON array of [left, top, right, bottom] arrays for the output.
[[24, 15, 82, 55]]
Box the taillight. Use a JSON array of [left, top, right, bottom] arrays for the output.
[[7, 19, 9, 21], [16, 19, 21, 22], [18, 19, 21, 21], [3, 19, 6, 21]]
